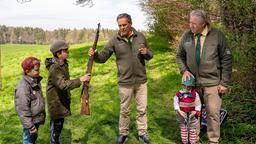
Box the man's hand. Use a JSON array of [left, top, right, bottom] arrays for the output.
[[88, 48, 96, 57], [182, 70, 194, 82], [29, 126, 37, 135], [138, 44, 148, 55], [218, 84, 228, 94], [176, 110, 187, 119]]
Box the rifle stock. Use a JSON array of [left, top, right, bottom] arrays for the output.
[[80, 23, 100, 115]]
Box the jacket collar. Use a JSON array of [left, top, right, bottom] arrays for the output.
[[23, 75, 42, 88], [116, 27, 138, 40], [201, 26, 209, 36], [189, 25, 212, 37], [52, 57, 68, 66]]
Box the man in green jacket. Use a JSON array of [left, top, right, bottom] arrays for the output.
[[89, 13, 153, 144], [176, 10, 232, 143], [45, 40, 91, 144]]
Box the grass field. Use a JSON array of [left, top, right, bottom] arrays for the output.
[[0, 37, 255, 144]]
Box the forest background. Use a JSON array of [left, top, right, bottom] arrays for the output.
[[0, 0, 255, 143]]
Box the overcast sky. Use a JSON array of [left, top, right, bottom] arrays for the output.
[[0, 0, 148, 30]]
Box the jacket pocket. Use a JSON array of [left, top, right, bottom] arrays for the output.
[[184, 42, 193, 52], [117, 65, 123, 76], [200, 60, 219, 78], [204, 44, 218, 61], [31, 97, 39, 116]]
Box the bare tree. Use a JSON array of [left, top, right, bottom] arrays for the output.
[[74, 0, 94, 7], [16, 0, 94, 7], [16, 0, 31, 4]]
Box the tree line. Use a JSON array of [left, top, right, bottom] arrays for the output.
[[0, 25, 118, 44]]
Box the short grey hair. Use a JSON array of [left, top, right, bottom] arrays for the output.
[[117, 13, 132, 24], [190, 9, 210, 26]]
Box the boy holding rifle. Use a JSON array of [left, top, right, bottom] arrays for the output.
[[45, 40, 90, 144]]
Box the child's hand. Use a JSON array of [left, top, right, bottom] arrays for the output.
[[189, 111, 197, 119], [88, 48, 96, 56], [80, 73, 91, 82], [29, 126, 37, 135], [177, 110, 187, 119], [189, 111, 200, 119]]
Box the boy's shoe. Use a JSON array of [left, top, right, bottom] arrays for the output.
[[139, 134, 150, 144], [117, 135, 128, 144]]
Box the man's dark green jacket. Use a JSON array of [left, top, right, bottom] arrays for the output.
[[94, 28, 153, 86], [176, 27, 232, 87]]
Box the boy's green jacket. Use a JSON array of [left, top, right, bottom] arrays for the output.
[[45, 58, 81, 120]]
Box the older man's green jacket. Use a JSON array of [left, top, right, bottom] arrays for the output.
[[45, 58, 81, 120], [176, 27, 232, 87]]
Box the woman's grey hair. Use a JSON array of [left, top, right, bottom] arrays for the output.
[[117, 13, 132, 24], [190, 9, 210, 26]]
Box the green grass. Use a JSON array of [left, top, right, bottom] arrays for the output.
[[0, 37, 255, 144]]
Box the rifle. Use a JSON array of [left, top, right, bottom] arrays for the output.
[[80, 23, 101, 115], [185, 112, 190, 143]]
